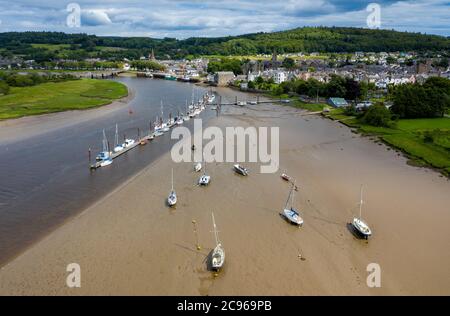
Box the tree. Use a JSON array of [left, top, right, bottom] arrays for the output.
[[0, 81, 10, 95], [326, 75, 346, 98], [282, 58, 296, 69], [344, 78, 361, 101], [255, 76, 264, 85], [391, 81, 449, 118], [362, 105, 392, 127]]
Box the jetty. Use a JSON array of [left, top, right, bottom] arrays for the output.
[[90, 133, 154, 170]]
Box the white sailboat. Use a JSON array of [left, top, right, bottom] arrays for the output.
[[113, 124, 124, 153], [167, 168, 177, 207], [211, 213, 225, 271], [199, 160, 211, 186], [96, 129, 111, 161], [351, 186, 372, 239], [234, 164, 249, 176], [282, 181, 304, 226]]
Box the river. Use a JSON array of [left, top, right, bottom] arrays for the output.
[[0, 77, 213, 266]]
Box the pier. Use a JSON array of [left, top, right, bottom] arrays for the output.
[[89, 134, 155, 170]]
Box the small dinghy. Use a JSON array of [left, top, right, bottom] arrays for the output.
[[211, 213, 225, 271], [234, 164, 249, 176], [351, 186, 372, 239], [282, 182, 304, 226], [194, 163, 202, 172]]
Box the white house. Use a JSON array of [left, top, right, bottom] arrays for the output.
[[272, 71, 287, 84]]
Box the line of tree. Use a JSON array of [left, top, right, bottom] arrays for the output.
[[0, 71, 78, 92], [269, 75, 376, 101], [1, 27, 449, 62], [207, 58, 244, 75], [391, 77, 450, 118], [129, 60, 166, 71]]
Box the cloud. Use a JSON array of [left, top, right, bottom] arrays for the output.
[[0, 0, 448, 37], [82, 10, 112, 26]]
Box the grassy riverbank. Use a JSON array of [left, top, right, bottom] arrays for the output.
[[0, 79, 128, 120], [325, 108, 450, 176]]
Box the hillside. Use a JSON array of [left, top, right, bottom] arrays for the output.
[[0, 27, 449, 61]]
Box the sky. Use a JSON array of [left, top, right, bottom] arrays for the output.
[[0, 0, 448, 38]]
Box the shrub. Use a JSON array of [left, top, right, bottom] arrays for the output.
[[0, 81, 10, 95], [361, 105, 392, 127]]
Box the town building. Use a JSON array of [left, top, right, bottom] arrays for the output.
[[214, 72, 235, 86]]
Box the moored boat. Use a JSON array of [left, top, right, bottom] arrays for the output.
[[234, 164, 249, 176], [211, 213, 225, 271], [351, 186, 372, 239], [282, 182, 304, 226]]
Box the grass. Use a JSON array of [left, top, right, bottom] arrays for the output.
[[0, 79, 128, 120], [292, 100, 328, 112], [322, 108, 450, 176]]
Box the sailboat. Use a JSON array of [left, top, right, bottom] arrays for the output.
[[167, 168, 177, 207], [184, 100, 191, 121], [113, 124, 124, 153], [234, 164, 249, 176], [282, 181, 304, 226], [351, 186, 372, 239], [96, 129, 111, 161], [199, 160, 211, 186], [211, 213, 225, 271]]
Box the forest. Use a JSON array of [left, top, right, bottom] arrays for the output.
[[1, 27, 449, 62]]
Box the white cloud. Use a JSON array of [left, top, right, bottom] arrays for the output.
[[82, 10, 112, 26], [0, 0, 448, 37]]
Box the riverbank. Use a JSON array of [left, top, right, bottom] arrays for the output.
[[0, 79, 128, 121], [1, 87, 449, 295], [0, 82, 134, 145], [322, 108, 450, 177]]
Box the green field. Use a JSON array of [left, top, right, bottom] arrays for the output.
[[324, 108, 450, 175], [291, 100, 328, 112], [0, 79, 128, 120]]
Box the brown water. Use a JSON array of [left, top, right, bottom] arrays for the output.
[[0, 77, 212, 266]]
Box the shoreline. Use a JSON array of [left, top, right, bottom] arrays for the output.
[[0, 88, 449, 295], [0, 83, 135, 145]]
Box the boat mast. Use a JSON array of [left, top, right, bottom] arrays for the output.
[[160, 100, 164, 121], [171, 168, 174, 192], [102, 129, 108, 153], [212, 213, 220, 246], [115, 124, 119, 147], [291, 181, 296, 209], [359, 185, 364, 220], [284, 185, 292, 210]]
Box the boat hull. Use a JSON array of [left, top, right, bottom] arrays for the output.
[[234, 165, 249, 176], [352, 218, 372, 239], [283, 208, 303, 226], [211, 244, 225, 270], [199, 175, 211, 186]]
